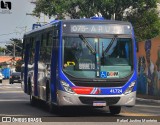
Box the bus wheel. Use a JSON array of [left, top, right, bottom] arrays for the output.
[[46, 83, 59, 113], [47, 93, 59, 113], [28, 78, 32, 95], [30, 94, 37, 106], [46, 91, 55, 113], [47, 94, 55, 113], [109, 106, 121, 115], [46, 82, 50, 103], [29, 81, 36, 106]]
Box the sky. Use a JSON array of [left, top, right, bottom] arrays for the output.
[[0, 0, 54, 47]]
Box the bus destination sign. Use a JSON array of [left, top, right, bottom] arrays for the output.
[[70, 24, 131, 35]]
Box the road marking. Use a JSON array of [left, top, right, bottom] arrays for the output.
[[0, 87, 21, 88], [0, 91, 24, 93], [135, 104, 160, 108], [120, 112, 152, 116], [0, 84, 22, 89], [121, 109, 153, 116], [0, 99, 29, 102]]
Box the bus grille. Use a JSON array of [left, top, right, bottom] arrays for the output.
[[66, 73, 131, 87], [72, 80, 125, 87], [79, 97, 120, 105]]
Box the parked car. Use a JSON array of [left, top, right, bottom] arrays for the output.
[[0, 72, 4, 83], [9, 72, 21, 84]]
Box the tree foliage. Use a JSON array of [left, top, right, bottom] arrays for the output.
[[5, 38, 22, 57], [15, 60, 23, 72], [33, 0, 160, 41], [0, 47, 5, 53]]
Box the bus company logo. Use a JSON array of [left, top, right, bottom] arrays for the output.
[[0, 0, 12, 14], [106, 71, 119, 78]]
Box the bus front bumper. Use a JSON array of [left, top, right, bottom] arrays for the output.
[[57, 90, 136, 106]]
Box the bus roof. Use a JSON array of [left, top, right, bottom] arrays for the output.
[[62, 19, 131, 25], [24, 19, 131, 36]]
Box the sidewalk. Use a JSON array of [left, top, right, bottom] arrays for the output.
[[136, 94, 160, 104]]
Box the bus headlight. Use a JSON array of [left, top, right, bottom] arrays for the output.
[[60, 80, 75, 94], [124, 81, 136, 95]]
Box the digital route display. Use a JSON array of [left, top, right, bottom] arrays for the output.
[[67, 24, 132, 35]]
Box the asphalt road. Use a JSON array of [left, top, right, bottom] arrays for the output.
[[0, 80, 159, 122]]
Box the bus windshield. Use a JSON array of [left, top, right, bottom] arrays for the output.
[[63, 36, 133, 79]]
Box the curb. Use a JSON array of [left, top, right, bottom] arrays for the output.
[[136, 98, 160, 104]]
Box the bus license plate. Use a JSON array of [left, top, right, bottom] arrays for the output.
[[93, 101, 106, 106]]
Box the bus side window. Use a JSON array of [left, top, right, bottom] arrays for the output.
[[39, 31, 52, 64], [46, 31, 52, 63], [29, 37, 35, 64], [39, 33, 47, 63]]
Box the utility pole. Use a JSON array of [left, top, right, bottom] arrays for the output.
[[4, 49, 5, 56], [26, 1, 48, 24], [13, 43, 15, 59], [26, 13, 47, 24], [12, 43, 22, 58], [111, 13, 115, 20]]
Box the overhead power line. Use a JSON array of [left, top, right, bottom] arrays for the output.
[[0, 32, 17, 36]]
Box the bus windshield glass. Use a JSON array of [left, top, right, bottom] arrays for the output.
[[63, 36, 133, 79]]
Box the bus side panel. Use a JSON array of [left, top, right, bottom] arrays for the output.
[[33, 40, 40, 96], [132, 28, 137, 92], [24, 44, 30, 93]]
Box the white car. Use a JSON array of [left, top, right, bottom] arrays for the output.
[[0, 73, 4, 83]]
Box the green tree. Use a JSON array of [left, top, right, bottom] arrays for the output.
[[126, 8, 160, 41], [0, 47, 5, 54], [5, 38, 22, 57], [15, 60, 23, 72], [33, 0, 160, 41]]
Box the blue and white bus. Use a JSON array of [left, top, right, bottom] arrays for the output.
[[22, 17, 137, 115]]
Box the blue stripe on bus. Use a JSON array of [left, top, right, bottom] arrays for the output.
[[132, 26, 137, 92], [34, 40, 40, 96], [58, 21, 65, 92], [24, 44, 29, 93], [50, 45, 57, 102]]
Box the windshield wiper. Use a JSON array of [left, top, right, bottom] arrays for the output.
[[79, 35, 96, 54], [103, 35, 117, 55], [79, 35, 100, 77]]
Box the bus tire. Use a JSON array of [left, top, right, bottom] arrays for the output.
[[28, 78, 31, 95], [28, 79, 36, 106], [47, 94, 57, 113], [46, 81, 50, 103], [46, 90, 58, 113], [46, 87, 56, 113], [109, 106, 121, 115], [30, 94, 37, 106]]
